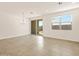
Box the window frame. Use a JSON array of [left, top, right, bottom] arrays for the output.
[[52, 15, 72, 30]]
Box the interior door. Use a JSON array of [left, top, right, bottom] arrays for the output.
[[31, 20, 36, 34]]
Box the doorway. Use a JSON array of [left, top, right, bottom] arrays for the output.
[[37, 19, 43, 35], [31, 19, 43, 35]]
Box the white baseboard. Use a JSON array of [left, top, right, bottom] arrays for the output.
[[0, 34, 29, 40], [43, 34, 79, 42]]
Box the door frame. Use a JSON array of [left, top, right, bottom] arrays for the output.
[[30, 19, 43, 35]]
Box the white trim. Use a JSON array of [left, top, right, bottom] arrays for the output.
[[43, 34, 79, 42], [0, 34, 28, 40]]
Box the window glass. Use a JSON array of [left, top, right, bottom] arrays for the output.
[[39, 21, 43, 27], [61, 15, 72, 22], [52, 15, 72, 30]]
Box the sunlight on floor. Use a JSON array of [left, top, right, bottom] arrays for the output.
[[36, 36, 44, 50]]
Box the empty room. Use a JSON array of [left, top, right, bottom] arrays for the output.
[[0, 2, 79, 56]]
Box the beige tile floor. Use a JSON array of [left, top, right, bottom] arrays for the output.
[[0, 35, 79, 56]]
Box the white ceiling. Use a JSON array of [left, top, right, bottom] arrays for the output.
[[0, 2, 79, 18]]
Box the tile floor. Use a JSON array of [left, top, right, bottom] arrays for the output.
[[0, 35, 79, 56]]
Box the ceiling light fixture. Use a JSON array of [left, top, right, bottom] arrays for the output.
[[58, 2, 62, 5], [30, 12, 33, 14]]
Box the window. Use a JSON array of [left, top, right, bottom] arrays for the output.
[[52, 16, 61, 30], [39, 21, 43, 27], [52, 15, 72, 30]]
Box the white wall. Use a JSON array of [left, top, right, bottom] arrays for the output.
[[43, 8, 79, 42], [0, 12, 30, 39]]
